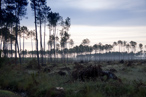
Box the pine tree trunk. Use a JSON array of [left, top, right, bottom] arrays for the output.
[[31, 33, 33, 58], [40, 19, 43, 65], [15, 21, 21, 65], [23, 33, 24, 63], [15, 9, 17, 64], [119, 45, 120, 60], [44, 20, 46, 64], [19, 34, 21, 58], [3, 36, 6, 57], [34, 2, 40, 68], [49, 28, 52, 62], [54, 27, 56, 63], [10, 25, 13, 58]]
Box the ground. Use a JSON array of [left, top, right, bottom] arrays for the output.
[[0, 59, 146, 97]]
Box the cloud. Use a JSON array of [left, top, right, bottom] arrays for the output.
[[48, 0, 146, 11], [21, 0, 146, 27], [45, 0, 146, 26]]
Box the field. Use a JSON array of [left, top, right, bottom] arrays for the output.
[[0, 58, 146, 97]]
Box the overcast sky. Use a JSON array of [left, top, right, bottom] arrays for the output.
[[21, 0, 146, 50], [47, 0, 146, 26]]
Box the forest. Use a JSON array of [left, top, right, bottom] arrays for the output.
[[0, 0, 146, 97]]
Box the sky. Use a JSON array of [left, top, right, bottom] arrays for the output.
[[21, 0, 146, 50]]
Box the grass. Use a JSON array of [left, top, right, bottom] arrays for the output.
[[0, 59, 146, 97], [0, 90, 21, 97]]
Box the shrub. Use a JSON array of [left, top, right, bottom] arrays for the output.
[[135, 86, 146, 97], [27, 59, 38, 69], [0, 57, 7, 68]]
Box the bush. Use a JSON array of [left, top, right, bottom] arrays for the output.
[[27, 59, 38, 69], [0, 57, 7, 68], [136, 86, 146, 97]]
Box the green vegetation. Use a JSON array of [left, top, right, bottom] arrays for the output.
[[0, 59, 146, 97], [0, 90, 21, 97]]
